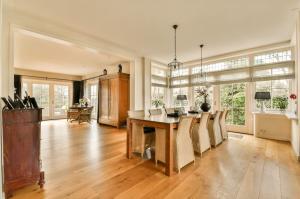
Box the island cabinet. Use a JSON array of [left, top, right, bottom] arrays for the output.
[[2, 109, 45, 198], [98, 73, 130, 128]]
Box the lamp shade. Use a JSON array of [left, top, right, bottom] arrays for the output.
[[176, 95, 187, 101], [255, 92, 271, 100]]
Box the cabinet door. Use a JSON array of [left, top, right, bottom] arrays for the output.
[[109, 78, 118, 121], [4, 123, 40, 190], [100, 79, 109, 119]]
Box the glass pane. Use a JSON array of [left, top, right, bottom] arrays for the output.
[[89, 84, 98, 118], [32, 84, 50, 117], [233, 108, 245, 125], [54, 85, 69, 116], [22, 83, 29, 98], [220, 83, 246, 126]]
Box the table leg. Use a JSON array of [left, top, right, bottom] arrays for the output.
[[165, 124, 174, 176], [127, 118, 132, 159]]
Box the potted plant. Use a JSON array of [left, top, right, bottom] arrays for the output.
[[272, 96, 288, 112], [152, 97, 164, 108], [195, 87, 211, 112]]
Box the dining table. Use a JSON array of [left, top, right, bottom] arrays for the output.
[[126, 113, 202, 176]]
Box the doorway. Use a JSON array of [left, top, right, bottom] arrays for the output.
[[22, 78, 72, 120]]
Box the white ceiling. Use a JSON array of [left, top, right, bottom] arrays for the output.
[[11, 0, 300, 64], [13, 29, 125, 75]]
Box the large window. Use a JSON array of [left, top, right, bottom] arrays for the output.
[[255, 80, 290, 111], [54, 85, 69, 116], [254, 50, 292, 65], [32, 84, 50, 117], [89, 84, 98, 118], [22, 78, 72, 120], [220, 83, 246, 125], [151, 87, 166, 108], [172, 87, 189, 107]]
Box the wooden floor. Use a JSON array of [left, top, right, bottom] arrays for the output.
[[11, 120, 300, 199]]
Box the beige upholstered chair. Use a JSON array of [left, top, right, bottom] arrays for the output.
[[155, 116, 195, 173], [191, 112, 211, 156], [149, 108, 162, 115], [128, 110, 154, 157], [220, 109, 229, 139], [208, 111, 223, 147]]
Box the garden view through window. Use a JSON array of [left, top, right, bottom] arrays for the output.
[[220, 83, 246, 125]]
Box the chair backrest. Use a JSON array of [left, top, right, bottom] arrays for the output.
[[199, 112, 210, 131], [214, 111, 221, 125], [149, 108, 162, 115], [128, 110, 145, 117], [177, 116, 194, 138], [220, 109, 228, 123], [164, 108, 175, 114]]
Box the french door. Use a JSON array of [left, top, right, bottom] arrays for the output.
[[22, 79, 72, 120], [220, 82, 251, 134]]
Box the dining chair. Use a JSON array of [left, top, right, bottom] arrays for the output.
[[208, 111, 223, 147], [220, 109, 229, 139], [191, 112, 211, 156], [128, 110, 155, 158], [155, 116, 195, 173]]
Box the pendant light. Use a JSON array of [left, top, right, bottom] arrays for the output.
[[198, 44, 210, 88], [168, 25, 183, 71]]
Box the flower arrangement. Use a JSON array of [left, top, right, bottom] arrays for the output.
[[79, 97, 90, 107], [195, 87, 208, 99], [151, 97, 164, 108], [290, 93, 297, 100]]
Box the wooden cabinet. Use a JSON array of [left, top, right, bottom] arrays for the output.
[[98, 73, 130, 128], [2, 109, 45, 197]]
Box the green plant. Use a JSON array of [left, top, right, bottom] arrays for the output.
[[272, 96, 288, 110], [152, 98, 164, 108]]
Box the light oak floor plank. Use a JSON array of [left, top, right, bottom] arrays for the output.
[[10, 120, 300, 199]]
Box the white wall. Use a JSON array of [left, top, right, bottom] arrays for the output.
[[130, 57, 145, 111]]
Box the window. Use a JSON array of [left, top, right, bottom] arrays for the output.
[[151, 87, 166, 108], [172, 79, 189, 86], [220, 83, 246, 125], [32, 84, 50, 117], [89, 84, 98, 118], [255, 80, 290, 111], [191, 57, 249, 74], [193, 86, 213, 110], [171, 68, 189, 77], [172, 87, 189, 107], [22, 83, 29, 98], [54, 85, 69, 116], [254, 50, 292, 65]]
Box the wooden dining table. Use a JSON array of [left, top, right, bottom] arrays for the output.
[[126, 114, 201, 176]]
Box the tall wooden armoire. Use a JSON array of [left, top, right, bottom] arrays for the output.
[[98, 73, 130, 128]]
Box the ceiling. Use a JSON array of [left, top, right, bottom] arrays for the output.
[[11, 0, 300, 65], [13, 29, 125, 76]]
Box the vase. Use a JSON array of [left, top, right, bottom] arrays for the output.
[[200, 97, 211, 112], [85, 102, 88, 107]]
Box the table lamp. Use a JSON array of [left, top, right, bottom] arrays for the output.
[[255, 92, 271, 112]]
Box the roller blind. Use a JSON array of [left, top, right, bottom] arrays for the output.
[[170, 49, 295, 88]]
